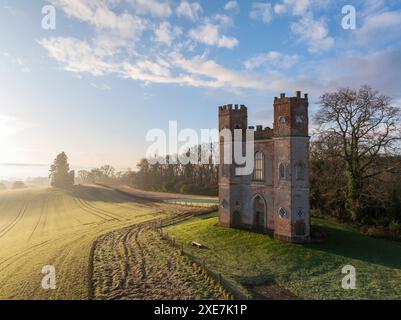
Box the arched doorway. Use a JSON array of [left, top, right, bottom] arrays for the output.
[[253, 195, 266, 230], [232, 211, 241, 228]]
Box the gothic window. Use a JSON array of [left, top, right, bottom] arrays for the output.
[[234, 124, 241, 129], [253, 151, 264, 181], [295, 162, 305, 181], [279, 164, 285, 180], [279, 163, 289, 180], [278, 163, 286, 180]]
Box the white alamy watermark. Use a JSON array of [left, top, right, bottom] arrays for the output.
[[342, 5, 356, 30], [146, 121, 255, 175], [41, 265, 56, 290], [341, 265, 356, 290], [41, 5, 56, 30]]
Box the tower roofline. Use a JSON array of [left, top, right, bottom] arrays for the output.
[[274, 91, 309, 104], [219, 104, 247, 112]]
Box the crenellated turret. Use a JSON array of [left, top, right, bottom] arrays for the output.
[[273, 91, 309, 137]]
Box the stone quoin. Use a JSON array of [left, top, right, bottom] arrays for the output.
[[218, 91, 310, 243]]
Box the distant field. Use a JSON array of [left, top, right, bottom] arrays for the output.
[[165, 214, 401, 299], [0, 185, 185, 299]]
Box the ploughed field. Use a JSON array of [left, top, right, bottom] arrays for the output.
[[0, 185, 218, 300], [92, 225, 224, 300]]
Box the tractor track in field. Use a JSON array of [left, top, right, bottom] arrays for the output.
[[79, 198, 127, 221], [0, 202, 28, 240], [89, 207, 223, 300], [28, 195, 50, 241], [73, 197, 118, 222], [0, 240, 51, 269]]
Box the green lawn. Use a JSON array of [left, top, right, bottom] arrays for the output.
[[165, 214, 401, 299]]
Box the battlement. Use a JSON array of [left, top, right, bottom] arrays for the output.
[[249, 125, 273, 140], [274, 91, 308, 104], [219, 104, 247, 113]]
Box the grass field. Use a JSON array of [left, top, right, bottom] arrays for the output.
[[165, 214, 401, 299], [3, 185, 401, 300], [0, 185, 185, 300]]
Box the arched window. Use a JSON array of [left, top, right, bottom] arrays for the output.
[[279, 163, 286, 180], [253, 151, 264, 181], [295, 162, 305, 181]]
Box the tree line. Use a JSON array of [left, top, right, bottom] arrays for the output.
[[76, 144, 219, 196]]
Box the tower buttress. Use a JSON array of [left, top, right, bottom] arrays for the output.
[[273, 92, 310, 242], [218, 104, 247, 228]]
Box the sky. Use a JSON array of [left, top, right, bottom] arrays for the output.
[[0, 0, 401, 173]]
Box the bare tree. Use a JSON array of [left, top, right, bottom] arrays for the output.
[[99, 165, 115, 179], [315, 86, 401, 222]]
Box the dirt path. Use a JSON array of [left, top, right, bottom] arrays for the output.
[[91, 219, 224, 300]]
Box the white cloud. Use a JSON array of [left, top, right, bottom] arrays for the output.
[[188, 22, 239, 49], [176, 1, 202, 21], [274, 3, 286, 14], [38, 37, 117, 76], [224, 1, 238, 11], [50, 0, 148, 39], [213, 14, 233, 27], [362, 0, 386, 16], [356, 10, 401, 44], [39, 34, 304, 93], [250, 2, 272, 24], [167, 52, 268, 90], [153, 21, 182, 46], [291, 15, 334, 53], [127, 0, 172, 17], [273, 0, 313, 16], [244, 51, 299, 70], [274, 0, 332, 16]]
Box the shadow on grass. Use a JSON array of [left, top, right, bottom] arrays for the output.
[[65, 185, 155, 206], [306, 221, 401, 270]]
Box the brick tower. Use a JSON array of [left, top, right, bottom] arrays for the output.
[[218, 104, 248, 228], [217, 92, 310, 243], [272, 91, 310, 242]]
